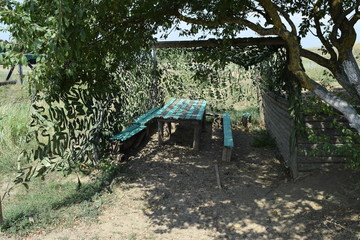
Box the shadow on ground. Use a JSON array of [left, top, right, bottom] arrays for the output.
[[121, 122, 360, 240]]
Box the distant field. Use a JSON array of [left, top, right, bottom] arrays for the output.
[[302, 43, 360, 88], [0, 65, 30, 82]]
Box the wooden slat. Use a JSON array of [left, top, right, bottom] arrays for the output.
[[185, 100, 200, 119], [298, 162, 346, 171], [189, 100, 203, 120], [304, 115, 347, 122], [262, 93, 289, 109], [262, 92, 294, 168], [173, 99, 191, 119], [160, 98, 179, 116], [164, 99, 185, 118], [196, 101, 207, 120], [156, 98, 176, 116], [264, 108, 293, 134], [264, 107, 293, 130], [110, 125, 146, 141], [180, 100, 195, 119], [133, 107, 160, 125]]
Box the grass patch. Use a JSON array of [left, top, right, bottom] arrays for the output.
[[1, 176, 98, 235], [251, 129, 276, 148], [0, 84, 31, 174], [225, 106, 260, 129], [1, 159, 131, 237]]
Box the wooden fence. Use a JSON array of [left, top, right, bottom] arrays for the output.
[[262, 92, 350, 178]]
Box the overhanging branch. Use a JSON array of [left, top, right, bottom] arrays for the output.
[[175, 11, 277, 36], [313, 1, 337, 61], [300, 49, 333, 70]]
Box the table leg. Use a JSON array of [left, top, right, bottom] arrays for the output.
[[167, 122, 171, 135], [158, 120, 164, 145], [193, 121, 201, 150], [202, 110, 206, 131]]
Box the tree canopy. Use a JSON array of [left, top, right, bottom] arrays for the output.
[[1, 0, 360, 137]]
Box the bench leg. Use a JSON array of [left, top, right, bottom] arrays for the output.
[[158, 120, 164, 145], [222, 147, 232, 161], [193, 122, 201, 150], [202, 110, 206, 131]]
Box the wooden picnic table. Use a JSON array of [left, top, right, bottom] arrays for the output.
[[155, 98, 207, 150]]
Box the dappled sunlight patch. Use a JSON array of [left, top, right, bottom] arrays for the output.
[[300, 200, 323, 211], [236, 219, 267, 234]]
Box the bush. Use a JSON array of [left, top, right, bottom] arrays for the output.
[[251, 130, 276, 148]]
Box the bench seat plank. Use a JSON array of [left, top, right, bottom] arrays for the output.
[[133, 107, 160, 125], [110, 125, 147, 141], [222, 113, 233, 161], [223, 113, 234, 148]]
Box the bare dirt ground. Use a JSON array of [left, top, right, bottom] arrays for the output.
[[5, 122, 360, 240]]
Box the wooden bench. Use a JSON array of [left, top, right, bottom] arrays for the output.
[[222, 113, 234, 161], [132, 107, 160, 125], [133, 106, 160, 136], [109, 107, 160, 156], [109, 125, 147, 154]]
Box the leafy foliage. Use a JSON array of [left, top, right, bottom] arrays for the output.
[[15, 61, 157, 183], [302, 96, 360, 169], [157, 48, 260, 112]]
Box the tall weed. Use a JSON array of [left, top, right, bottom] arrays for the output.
[[0, 85, 31, 174]]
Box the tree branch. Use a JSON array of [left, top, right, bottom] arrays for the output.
[[248, 6, 271, 23], [174, 10, 277, 36], [300, 48, 333, 70], [328, 0, 358, 44], [256, 0, 285, 31], [274, 5, 297, 34], [313, 1, 337, 61], [350, 2, 360, 25], [350, 12, 360, 25], [344, 0, 360, 18], [311, 78, 360, 134]]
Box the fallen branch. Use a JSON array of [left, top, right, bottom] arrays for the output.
[[0, 81, 16, 86], [215, 163, 222, 189]]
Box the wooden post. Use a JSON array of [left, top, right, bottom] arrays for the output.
[[193, 122, 201, 150], [0, 196, 3, 226], [158, 120, 164, 145], [151, 48, 158, 106], [5, 66, 15, 81], [258, 88, 265, 126], [18, 64, 24, 84], [167, 122, 171, 135], [222, 147, 232, 162], [202, 110, 206, 131]]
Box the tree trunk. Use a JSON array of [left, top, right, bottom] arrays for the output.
[[335, 50, 360, 100], [311, 79, 360, 134]]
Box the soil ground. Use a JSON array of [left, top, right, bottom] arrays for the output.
[[3, 122, 360, 240]]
